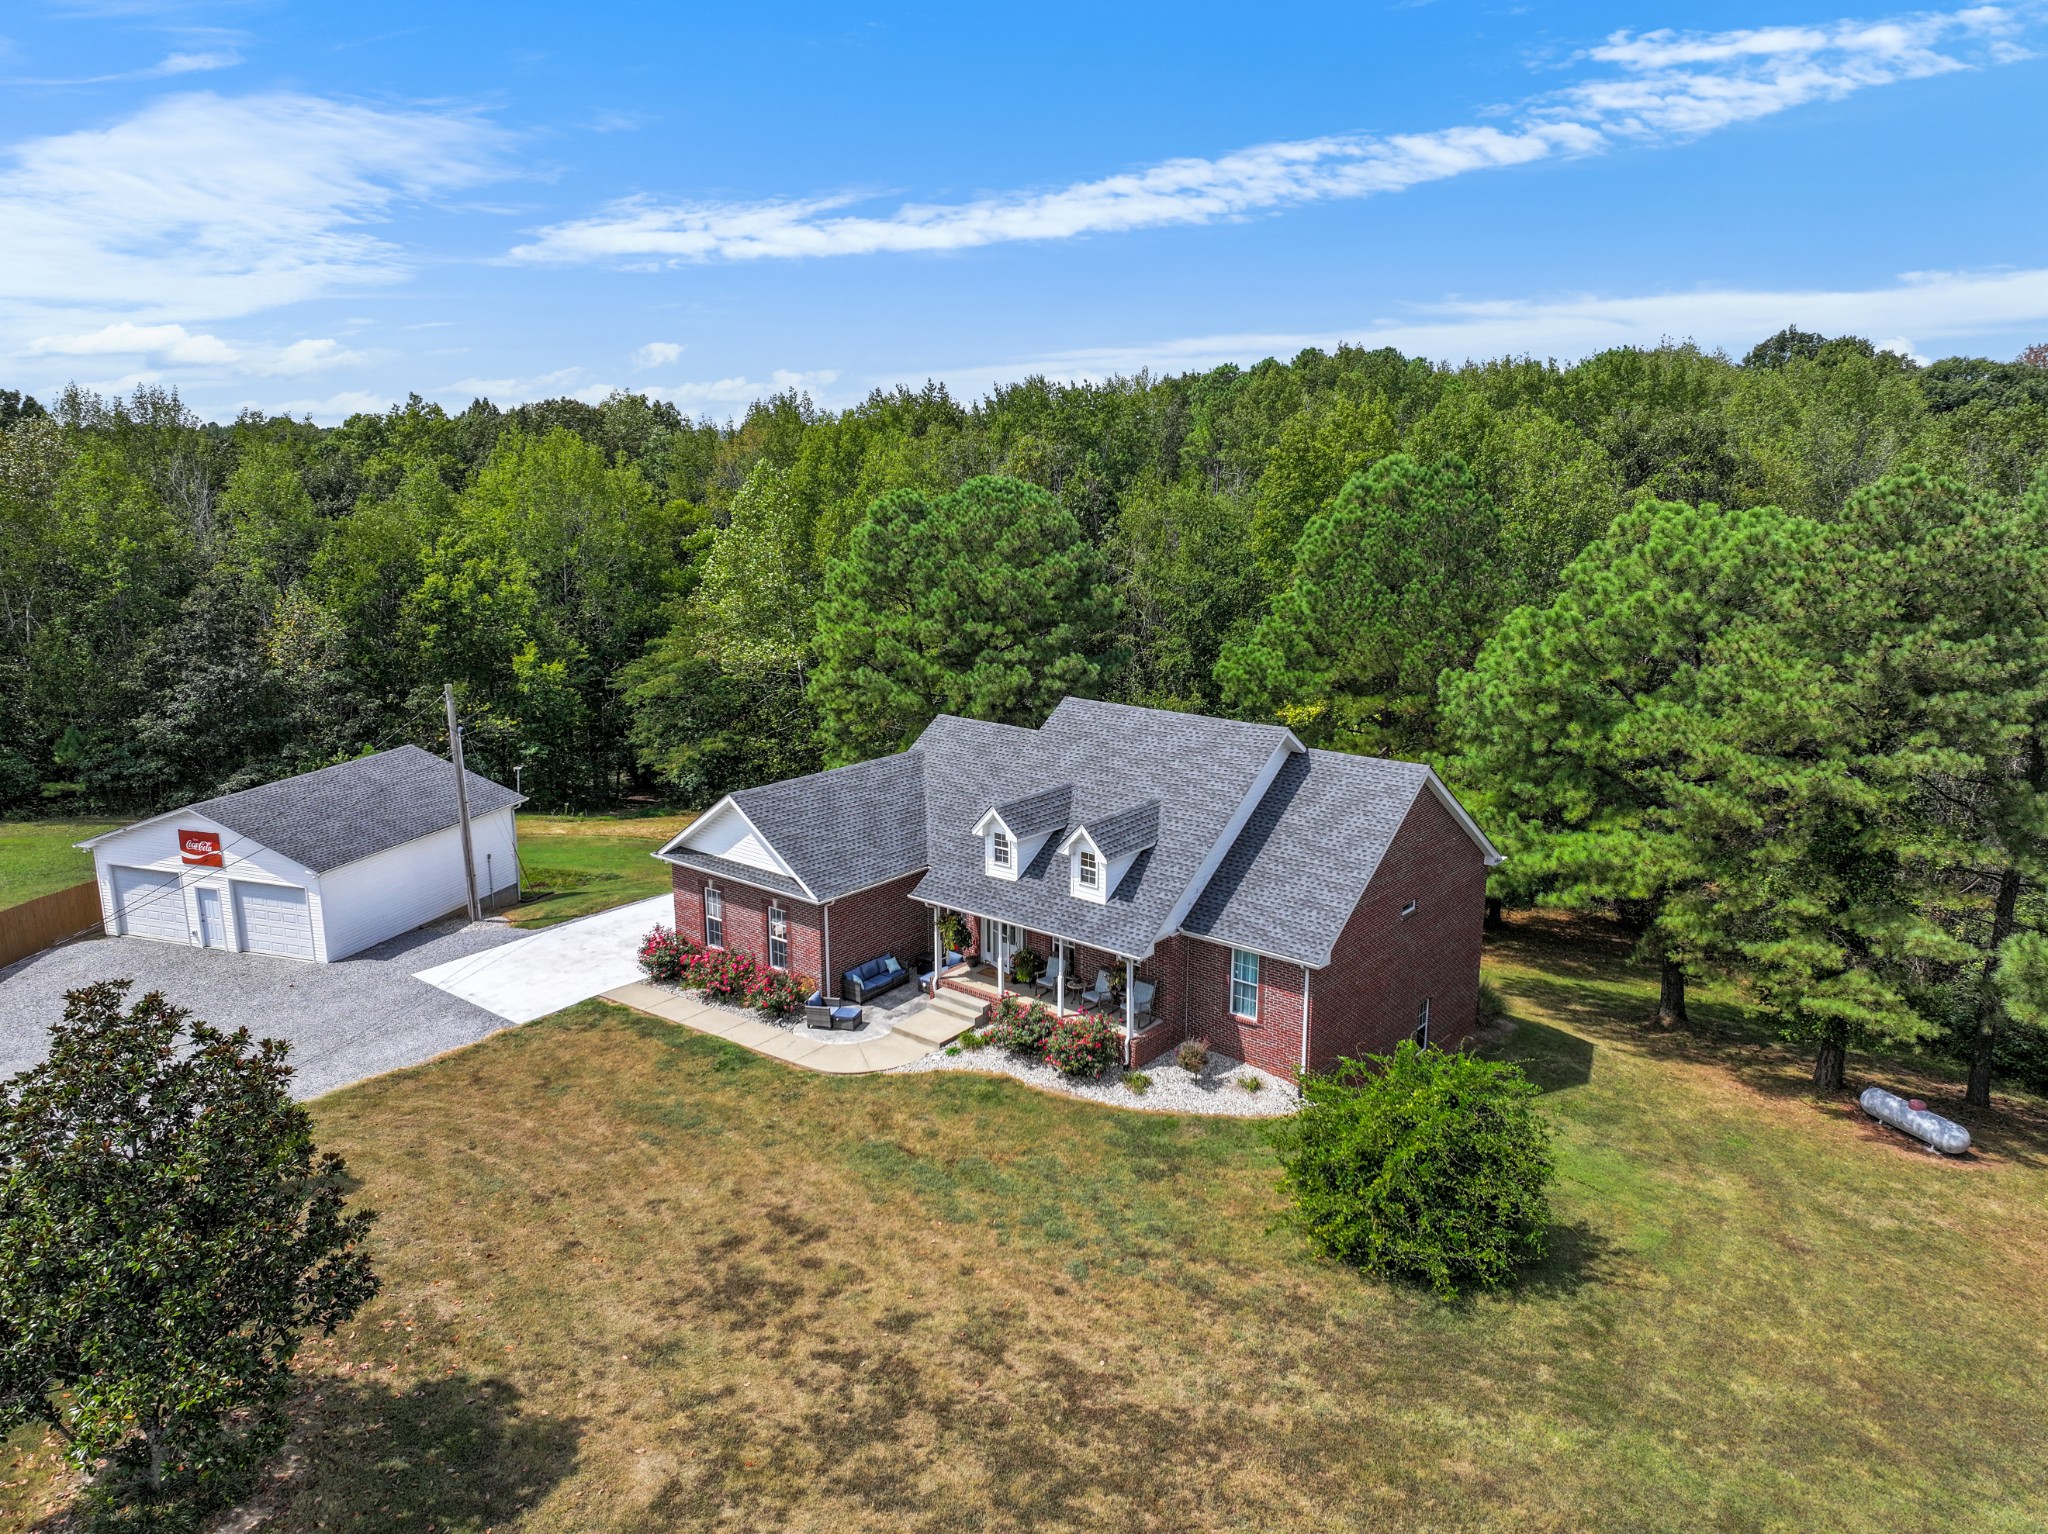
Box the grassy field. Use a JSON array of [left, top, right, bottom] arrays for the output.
[[504, 812, 692, 928], [6, 914, 2048, 1531], [0, 821, 119, 908]]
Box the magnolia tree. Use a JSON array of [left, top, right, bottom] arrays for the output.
[[0, 982, 378, 1528]]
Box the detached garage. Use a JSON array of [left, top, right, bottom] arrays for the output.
[[78, 746, 525, 964]]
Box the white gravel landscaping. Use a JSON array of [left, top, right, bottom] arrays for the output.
[[891, 1039, 1299, 1116]]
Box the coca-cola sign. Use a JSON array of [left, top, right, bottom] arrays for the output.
[[178, 829, 223, 867]]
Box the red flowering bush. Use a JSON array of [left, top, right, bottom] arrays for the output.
[[982, 994, 1056, 1054], [1044, 1012, 1121, 1077], [643, 927, 810, 1018], [638, 925, 700, 985], [753, 971, 813, 1019], [694, 948, 766, 1006]]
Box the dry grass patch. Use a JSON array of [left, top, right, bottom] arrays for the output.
[[8, 919, 2048, 1531]]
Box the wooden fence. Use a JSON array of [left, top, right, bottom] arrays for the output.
[[0, 880, 103, 970]]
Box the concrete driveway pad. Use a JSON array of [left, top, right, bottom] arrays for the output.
[[412, 895, 670, 1024]]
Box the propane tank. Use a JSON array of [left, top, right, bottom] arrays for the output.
[[1859, 1087, 1971, 1156]]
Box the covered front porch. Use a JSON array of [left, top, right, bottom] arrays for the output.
[[921, 904, 1165, 1064]]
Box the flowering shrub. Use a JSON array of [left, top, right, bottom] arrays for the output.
[[753, 970, 812, 1019], [982, 994, 1056, 1054], [1044, 1012, 1121, 1077], [642, 925, 814, 1017], [639, 925, 700, 986]]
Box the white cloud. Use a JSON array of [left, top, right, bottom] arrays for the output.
[[964, 266, 2048, 379], [644, 369, 839, 409], [11, 48, 243, 86], [258, 389, 395, 423], [0, 91, 505, 323], [633, 340, 685, 367], [26, 320, 366, 373], [510, 4, 2029, 266]]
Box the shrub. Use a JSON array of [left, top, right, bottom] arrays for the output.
[[983, 995, 1056, 1054], [753, 971, 812, 1019], [1237, 1073, 1264, 1093], [958, 1030, 989, 1051], [1176, 1038, 1211, 1074], [1123, 1070, 1152, 1095], [695, 948, 766, 1007], [1044, 1012, 1121, 1077], [638, 924, 700, 986], [1266, 1041, 1554, 1298], [1010, 947, 1044, 985]]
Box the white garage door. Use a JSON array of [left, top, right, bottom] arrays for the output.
[[111, 866, 187, 943], [233, 882, 315, 960]]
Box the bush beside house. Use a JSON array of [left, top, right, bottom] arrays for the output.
[[1267, 1041, 1553, 1297], [639, 925, 811, 1019]]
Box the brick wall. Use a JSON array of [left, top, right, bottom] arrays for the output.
[[823, 873, 931, 993], [669, 865, 931, 1000], [1303, 788, 1486, 1072], [1170, 936, 1307, 1076]]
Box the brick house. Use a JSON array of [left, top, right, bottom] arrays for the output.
[[655, 698, 1500, 1074]]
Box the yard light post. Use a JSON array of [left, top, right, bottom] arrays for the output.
[[443, 683, 482, 924]]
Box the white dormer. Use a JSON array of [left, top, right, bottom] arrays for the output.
[[978, 814, 1021, 880], [1057, 802, 1156, 904], [972, 785, 1073, 882]]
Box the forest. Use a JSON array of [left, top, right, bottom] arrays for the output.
[[4, 327, 2048, 1097]]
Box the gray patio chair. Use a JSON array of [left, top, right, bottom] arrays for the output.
[[1080, 969, 1114, 1009], [1130, 978, 1156, 1022]]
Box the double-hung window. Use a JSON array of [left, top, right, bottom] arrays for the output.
[[992, 830, 1013, 870], [1229, 948, 1259, 1020], [1078, 849, 1100, 891], [1414, 998, 1431, 1047], [703, 886, 724, 949], [768, 904, 788, 970]]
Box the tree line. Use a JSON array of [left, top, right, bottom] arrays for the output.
[[3, 329, 2046, 1093]]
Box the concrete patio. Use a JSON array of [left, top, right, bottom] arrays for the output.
[[601, 980, 981, 1073]]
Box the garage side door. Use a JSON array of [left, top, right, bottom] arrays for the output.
[[111, 866, 186, 943], [233, 882, 315, 960]]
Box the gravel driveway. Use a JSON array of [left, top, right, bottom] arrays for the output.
[[0, 919, 526, 1099]]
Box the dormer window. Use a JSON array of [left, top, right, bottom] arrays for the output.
[[992, 830, 1012, 869], [1077, 850, 1099, 891]]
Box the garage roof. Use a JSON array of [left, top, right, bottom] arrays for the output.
[[82, 746, 525, 874]]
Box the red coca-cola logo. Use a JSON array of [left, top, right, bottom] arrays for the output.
[[179, 829, 223, 867]]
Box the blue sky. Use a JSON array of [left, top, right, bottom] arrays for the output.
[[2, 0, 2044, 422]]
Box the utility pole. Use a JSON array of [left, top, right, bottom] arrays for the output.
[[444, 683, 482, 923]]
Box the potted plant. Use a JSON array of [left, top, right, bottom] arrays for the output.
[[938, 911, 970, 960], [1011, 947, 1043, 986]]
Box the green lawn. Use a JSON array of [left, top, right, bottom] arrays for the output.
[[7, 912, 2047, 1531], [505, 812, 692, 928], [0, 820, 119, 908]]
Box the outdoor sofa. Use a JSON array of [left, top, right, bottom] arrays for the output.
[[842, 953, 910, 1005]]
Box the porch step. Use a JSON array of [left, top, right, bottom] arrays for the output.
[[893, 990, 986, 1046]]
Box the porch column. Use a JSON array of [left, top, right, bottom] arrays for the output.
[[1055, 939, 1065, 1015], [1123, 955, 1134, 1067], [931, 908, 940, 997], [994, 923, 1004, 1001]]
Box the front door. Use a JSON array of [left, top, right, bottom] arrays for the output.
[[194, 886, 227, 948]]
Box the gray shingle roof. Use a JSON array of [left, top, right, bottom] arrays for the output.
[[652, 699, 1488, 966], [992, 784, 1073, 839], [671, 749, 930, 904], [172, 745, 523, 874], [912, 698, 1300, 958], [1077, 800, 1160, 860], [662, 849, 811, 903], [1180, 749, 1431, 967]]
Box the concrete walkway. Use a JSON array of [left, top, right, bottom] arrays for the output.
[[414, 895, 671, 1024], [602, 980, 945, 1074]]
